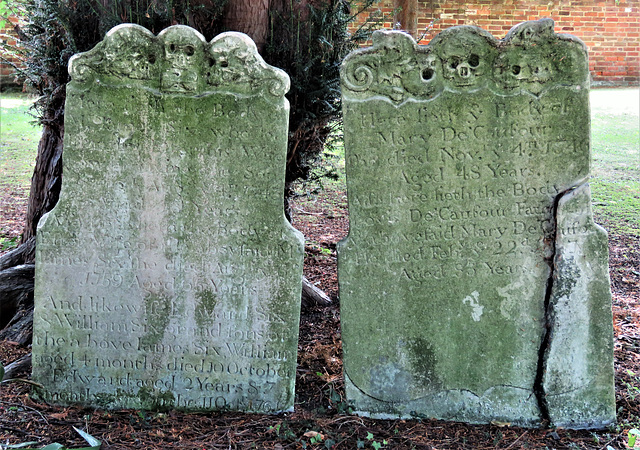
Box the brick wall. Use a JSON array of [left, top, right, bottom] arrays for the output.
[[1, 4, 637, 87], [0, 15, 22, 88], [353, 0, 639, 85]]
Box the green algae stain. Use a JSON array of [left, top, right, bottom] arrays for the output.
[[195, 288, 218, 327], [407, 338, 442, 389], [141, 293, 172, 348], [137, 386, 176, 411], [94, 392, 118, 408]]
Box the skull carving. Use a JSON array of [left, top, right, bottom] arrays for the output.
[[207, 34, 254, 89], [400, 52, 442, 99], [102, 25, 160, 81], [159, 26, 206, 93], [445, 49, 481, 86], [494, 49, 553, 95], [434, 29, 496, 92]]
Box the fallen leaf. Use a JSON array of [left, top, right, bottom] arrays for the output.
[[304, 430, 324, 439]]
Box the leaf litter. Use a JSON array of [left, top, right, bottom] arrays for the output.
[[1, 185, 639, 449]]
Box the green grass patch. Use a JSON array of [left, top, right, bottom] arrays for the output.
[[591, 113, 639, 174], [0, 93, 41, 189], [0, 235, 20, 251], [590, 88, 640, 236], [590, 179, 640, 235]]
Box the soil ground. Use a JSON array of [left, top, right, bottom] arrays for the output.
[[1, 183, 639, 449]]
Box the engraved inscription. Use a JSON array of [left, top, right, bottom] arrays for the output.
[[338, 21, 605, 426], [33, 26, 304, 413]]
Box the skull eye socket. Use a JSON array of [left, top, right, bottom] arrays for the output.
[[421, 67, 434, 81], [169, 43, 176, 52], [449, 57, 460, 69], [185, 46, 195, 56], [468, 54, 480, 68], [220, 60, 229, 68], [512, 65, 521, 75], [148, 54, 156, 64]]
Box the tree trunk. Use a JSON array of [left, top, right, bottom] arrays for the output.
[[394, 0, 418, 38], [0, 237, 35, 271], [0, 238, 36, 331], [0, 264, 34, 319], [222, 0, 271, 51], [21, 122, 64, 243]]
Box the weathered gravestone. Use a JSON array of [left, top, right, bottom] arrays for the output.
[[32, 25, 305, 413], [338, 19, 615, 428]]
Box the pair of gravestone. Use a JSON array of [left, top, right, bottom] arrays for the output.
[[32, 19, 615, 428]]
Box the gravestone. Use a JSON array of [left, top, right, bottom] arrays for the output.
[[32, 25, 305, 413], [338, 19, 615, 428]]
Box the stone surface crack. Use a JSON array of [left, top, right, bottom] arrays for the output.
[[344, 370, 396, 404], [533, 182, 584, 426]]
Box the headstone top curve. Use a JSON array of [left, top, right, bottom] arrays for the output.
[[68, 24, 289, 97], [340, 19, 588, 103]]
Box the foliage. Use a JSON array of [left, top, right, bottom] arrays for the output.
[[262, 1, 378, 190], [628, 428, 640, 448], [356, 431, 388, 449], [0, 0, 13, 28]]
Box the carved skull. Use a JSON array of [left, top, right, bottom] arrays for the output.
[[436, 31, 495, 91], [400, 52, 441, 99], [101, 25, 160, 81], [207, 35, 254, 88], [159, 26, 206, 93], [445, 49, 481, 86], [494, 49, 553, 94]]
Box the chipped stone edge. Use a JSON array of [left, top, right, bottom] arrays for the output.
[[344, 370, 543, 426]]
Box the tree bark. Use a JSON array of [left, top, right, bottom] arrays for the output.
[[394, 0, 418, 38], [0, 238, 36, 330], [2, 353, 32, 380], [0, 306, 33, 346], [21, 122, 64, 243], [301, 276, 332, 309], [222, 0, 271, 52], [0, 237, 35, 271]]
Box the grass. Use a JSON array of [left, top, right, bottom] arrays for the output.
[[589, 88, 640, 236], [0, 92, 41, 190]]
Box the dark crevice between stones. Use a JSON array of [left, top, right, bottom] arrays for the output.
[[534, 183, 581, 427]]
